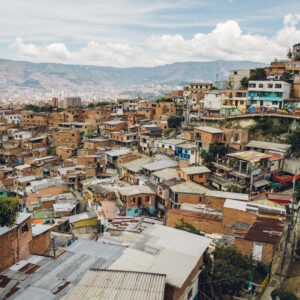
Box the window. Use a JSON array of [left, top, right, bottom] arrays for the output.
[[258, 83, 263, 88], [267, 83, 273, 88], [275, 83, 282, 88], [187, 287, 193, 300], [146, 196, 150, 202], [131, 197, 135, 204], [199, 196, 202, 202], [22, 223, 29, 233]]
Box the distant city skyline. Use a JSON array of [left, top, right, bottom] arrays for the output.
[[1, 0, 300, 67]]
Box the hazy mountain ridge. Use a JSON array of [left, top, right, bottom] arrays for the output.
[[0, 58, 267, 94]]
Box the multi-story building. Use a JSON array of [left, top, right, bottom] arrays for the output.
[[248, 80, 291, 109], [227, 69, 255, 89], [64, 97, 81, 108], [265, 61, 286, 80], [194, 126, 223, 151], [116, 98, 139, 114], [102, 120, 127, 135], [110, 131, 138, 146], [21, 111, 49, 127], [118, 185, 156, 216], [203, 90, 226, 115], [58, 122, 98, 133], [291, 42, 300, 60], [224, 89, 248, 114], [53, 130, 81, 148]]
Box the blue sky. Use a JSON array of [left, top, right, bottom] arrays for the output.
[[1, 0, 300, 67]]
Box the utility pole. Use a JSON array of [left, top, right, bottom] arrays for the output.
[[249, 151, 255, 195]]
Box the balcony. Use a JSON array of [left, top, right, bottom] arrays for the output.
[[248, 96, 284, 101]]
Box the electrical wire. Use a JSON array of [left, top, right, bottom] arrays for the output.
[[198, 263, 264, 285]]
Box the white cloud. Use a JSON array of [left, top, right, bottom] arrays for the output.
[[8, 14, 300, 67], [9, 37, 140, 67], [147, 16, 300, 64]]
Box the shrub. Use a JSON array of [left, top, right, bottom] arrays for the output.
[[271, 288, 297, 300]]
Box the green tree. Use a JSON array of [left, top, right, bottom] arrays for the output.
[[201, 143, 227, 168], [96, 101, 110, 106], [230, 185, 243, 193], [167, 115, 184, 129], [287, 128, 300, 157], [250, 68, 267, 80], [281, 71, 292, 82], [0, 197, 19, 227], [199, 246, 254, 298], [240, 77, 249, 89], [271, 288, 297, 300], [175, 219, 204, 236], [294, 181, 300, 201]]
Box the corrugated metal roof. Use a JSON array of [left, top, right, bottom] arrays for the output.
[[170, 181, 209, 194], [61, 269, 166, 300], [32, 224, 52, 237], [142, 159, 178, 171], [206, 190, 249, 201], [152, 168, 178, 181], [224, 199, 247, 211], [120, 157, 153, 173], [68, 211, 97, 224], [108, 224, 212, 289], [118, 185, 156, 196], [195, 126, 223, 134], [0, 241, 125, 300], [246, 140, 291, 153], [180, 166, 211, 175]]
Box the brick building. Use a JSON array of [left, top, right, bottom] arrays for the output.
[[119, 185, 156, 216], [194, 126, 223, 151], [53, 130, 81, 148], [0, 213, 32, 272], [176, 166, 211, 185]]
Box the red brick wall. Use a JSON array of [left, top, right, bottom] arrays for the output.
[[31, 231, 51, 255], [234, 237, 275, 265], [223, 207, 257, 229], [166, 210, 225, 234]]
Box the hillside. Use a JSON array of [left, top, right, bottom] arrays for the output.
[[0, 58, 266, 95]]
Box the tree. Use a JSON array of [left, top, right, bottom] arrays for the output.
[[201, 143, 227, 168], [250, 68, 267, 80], [0, 197, 19, 227], [281, 71, 292, 82], [271, 288, 297, 300], [287, 47, 292, 59], [175, 219, 204, 236], [167, 115, 184, 129], [199, 246, 254, 298], [230, 185, 243, 193], [287, 128, 300, 157], [295, 181, 300, 201], [240, 77, 249, 89]]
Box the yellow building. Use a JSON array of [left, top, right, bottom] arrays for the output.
[[68, 212, 98, 229], [224, 89, 248, 114]]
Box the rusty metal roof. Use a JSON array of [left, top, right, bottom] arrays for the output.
[[243, 217, 284, 244]]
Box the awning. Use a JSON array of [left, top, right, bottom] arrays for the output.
[[253, 179, 270, 188]]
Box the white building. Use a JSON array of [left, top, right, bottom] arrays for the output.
[[248, 80, 291, 109], [13, 131, 32, 140], [4, 114, 21, 124], [204, 90, 225, 110]]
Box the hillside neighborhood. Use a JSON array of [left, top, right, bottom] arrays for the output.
[[0, 44, 300, 300]]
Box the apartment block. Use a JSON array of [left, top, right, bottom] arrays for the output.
[[248, 80, 291, 109], [53, 130, 81, 148]]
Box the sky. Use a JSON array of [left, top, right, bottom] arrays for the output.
[[1, 0, 300, 67]]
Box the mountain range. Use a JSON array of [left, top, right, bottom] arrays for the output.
[[0, 58, 267, 97]]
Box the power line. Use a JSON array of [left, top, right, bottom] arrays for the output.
[[199, 263, 264, 285]]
